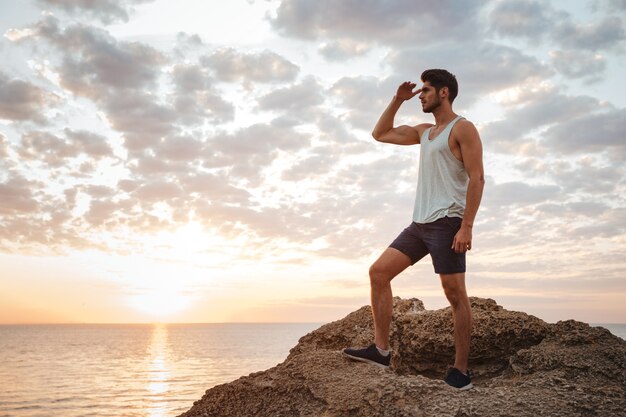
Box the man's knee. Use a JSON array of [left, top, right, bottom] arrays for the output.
[[443, 287, 462, 308], [440, 275, 468, 308], [369, 262, 392, 288]]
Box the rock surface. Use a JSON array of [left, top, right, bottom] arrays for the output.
[[178, 297, 626, 417]]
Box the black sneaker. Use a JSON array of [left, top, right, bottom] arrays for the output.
[[444, 367, 473, 390], [342, 344, 391, 368]]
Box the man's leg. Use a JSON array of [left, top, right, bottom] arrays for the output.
[[440, 272, 472, 373], [369, 247, 412, 350]]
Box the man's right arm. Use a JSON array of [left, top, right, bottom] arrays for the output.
[[371, 82, 428, 145]]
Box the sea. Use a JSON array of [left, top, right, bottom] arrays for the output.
[[0, 322, 624, 417], [0, 323, 321, 417]]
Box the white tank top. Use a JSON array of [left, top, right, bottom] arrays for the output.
[[412, 115, 468, 224]]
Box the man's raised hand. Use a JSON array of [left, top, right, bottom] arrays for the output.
[[396, 81, 420, 101]]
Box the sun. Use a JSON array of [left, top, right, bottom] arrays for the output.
[[116, 221, 222, 320], [128, 287, 190, 319]]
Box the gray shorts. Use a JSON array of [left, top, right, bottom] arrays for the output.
[[389, 216, 466, 275]]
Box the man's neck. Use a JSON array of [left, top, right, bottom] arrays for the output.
[[432, 106, 457, 127]]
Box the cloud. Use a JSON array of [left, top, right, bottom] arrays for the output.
[[205, 122, 312, 180], [329, 75, 396, 131], [11, 16, 237, 157], [270, 0, 485, 47], [169, 64, 234, 125], [515, 156, 623, 195], [257, 75, 325, 112], [554, 16, 626, 51], [489, 0, 626, 52], [56, 27, 165, 97], [0, 72, 55, 123], [543, 108, 626, 158], [482, 181, 561, 209], [35, 0, 154, 24], [481, 87, 606, 154], [103, 91, 177, 151], [63, 128, 115, 158], [155, 135, 205, 162], [318, 39, 371, 61], [10, 16, 166, 99], [488, 0, 558, 41], [565, 207, 626, 239], [0, 174, 40, 214], [201, 48, 300, 84], [280, 150, 340, 181], [387, 42, 552, 108], [549, 50, 606, 81], [0, 133, 8, 158], [1, 0, 623, 272], [18, 130, 113, 167]]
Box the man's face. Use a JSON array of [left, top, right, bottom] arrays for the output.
[[418, 82, 441, 113]]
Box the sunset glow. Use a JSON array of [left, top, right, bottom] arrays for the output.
[[0, 0, 624, 324]]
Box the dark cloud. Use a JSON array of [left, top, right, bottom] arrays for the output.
[[205, 122, 312, 180], [592, 0, 626, 12], [52, 24, 166, 98], [270, 0, 485, 46], [18, 131, 77, 167], [489, 0, 626, 52], [9, 16, 163, 93], [565, 207, 626, 239], [169, 64, 234, 125], [481, 89, 605, 154], [514, 156, 623, 195], [257, 75, 325, 112], [0, 72, 55, 123], [488, 0, 558, 41], [0, 174, 40, 214], [482, 181, 561, 208], [388, 42, 552, 108], [281, 150, 340, 181], [36, 0, 154, 24], [318, 40, 371, 61], [543, 108, 626, 158], [201, 48, 300, 84], [329, 75, 396, 131], [156, 135, 205, 162], [63, 128, 114, 158], [0, 133, 8, 158], [18, 130, 113, 167], [548, 158, 623, 195], [550, 50, 606, 81], [171, 63, 209, 93], [104, 91, 177, 152], [554, 16, 626, 51]]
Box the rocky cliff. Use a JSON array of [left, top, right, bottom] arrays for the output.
[[178, 298, 626, 417]]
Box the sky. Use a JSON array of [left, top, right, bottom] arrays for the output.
[[0, 0, 625, 324]]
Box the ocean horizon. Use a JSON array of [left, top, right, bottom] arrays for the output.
[[1, 322, 624, 417]]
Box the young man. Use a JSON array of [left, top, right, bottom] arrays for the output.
[[342, 69, 485, 390]]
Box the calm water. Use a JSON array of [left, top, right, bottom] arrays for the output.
[[0, 323, 321, 417], [0, 323, 624, 417]]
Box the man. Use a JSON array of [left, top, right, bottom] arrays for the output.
[[342, 69, 485, 390]]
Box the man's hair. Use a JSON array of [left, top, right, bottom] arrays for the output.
[[421, 69, 458, 104]]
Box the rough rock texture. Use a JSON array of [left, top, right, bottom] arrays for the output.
[[179, 298, 626, 417]]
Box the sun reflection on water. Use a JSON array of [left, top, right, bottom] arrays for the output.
[[147, 324, 170, 417]]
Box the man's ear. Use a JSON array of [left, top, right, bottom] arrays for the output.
[[440, 86, 449, 99]]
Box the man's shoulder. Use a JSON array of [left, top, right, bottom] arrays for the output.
[[414, 122, 435, 135], [455, 118, 475, 129], [452, 118, 480, 139]]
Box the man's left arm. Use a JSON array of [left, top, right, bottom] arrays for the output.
[[452, 121, 485, 254]]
